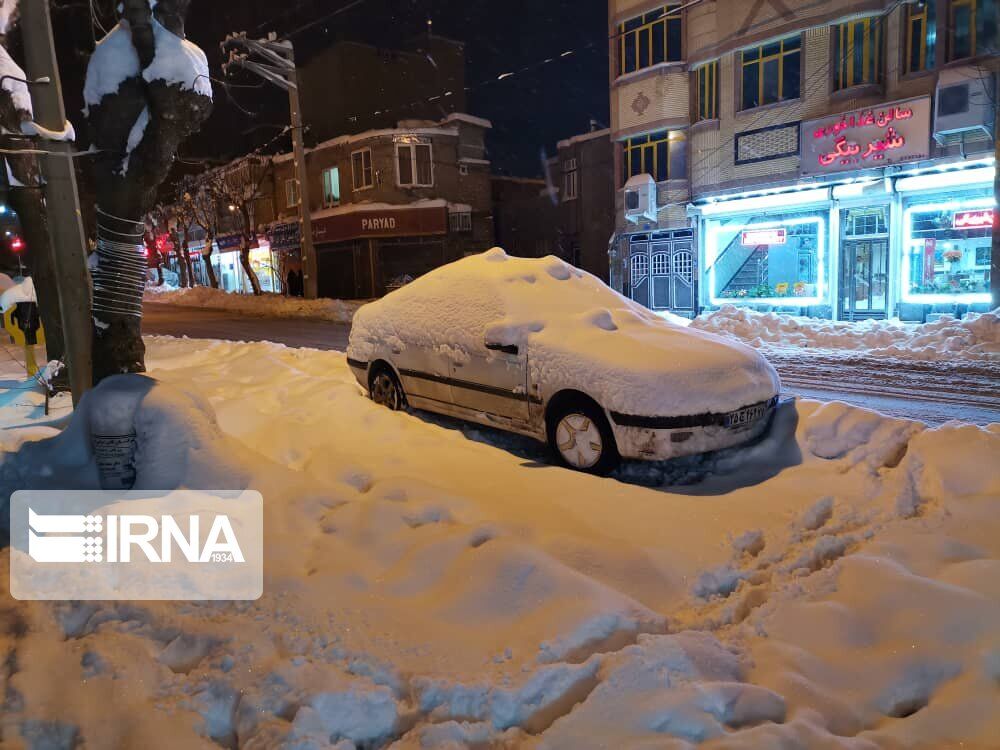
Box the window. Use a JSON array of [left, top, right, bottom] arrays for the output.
[[695, 61, 718, 121], [706, 210, 825, 303], [563, 158, 578, 201], [617, 4, 683, 76], [397, 143, 433, 187], [651, 252, 669, 275], [322, 167, 341, 207], [630, 253, 649, 287], [285, 178, 299, 209], [449, 211, 472, 232], [833, 17, 883, 90], [622, 130, 687, 184], [948, 0, 997, 61], [351, 148, 373, 191], [741, 35, 801, 110], [673, 250, 693, 281], [905, 199, 993, 300], [904, 1, 936, 73]]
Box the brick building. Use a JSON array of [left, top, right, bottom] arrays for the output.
[[609, 0, 996, 321], [266, 112, 495, 299]]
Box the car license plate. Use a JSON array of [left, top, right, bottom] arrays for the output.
[[725, 404, 767, 428]]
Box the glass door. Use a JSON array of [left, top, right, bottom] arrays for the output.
[[840, 207, 889, 321]]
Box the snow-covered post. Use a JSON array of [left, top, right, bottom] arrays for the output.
[[0, 3, 66, 370], [84, 0, 212, 381]]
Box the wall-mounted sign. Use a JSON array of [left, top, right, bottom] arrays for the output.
[[312, 205, 447, 244], [800, 97, 931, 176], [741, 228, 787, 246], [953, 209, 994, 230]]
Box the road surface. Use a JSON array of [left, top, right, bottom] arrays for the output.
[[143, 302, 1000, 426]]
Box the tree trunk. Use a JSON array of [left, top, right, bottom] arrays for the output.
[[240, 243, 262, 295], [171, 230, 189, 287], [86, 0, 212, 381], [202, 233, 219, 288], [182, 233, 196, 286], [156, 260, 164, 286]]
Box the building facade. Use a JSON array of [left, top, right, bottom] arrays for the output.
[[267, 113, 495, 299], [609, 0, 997, 321]]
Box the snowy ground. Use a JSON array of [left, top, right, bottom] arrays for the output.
[[1, 336, 999, 749], [144, 285, 364, 323], [692, 305, 1000, 362]]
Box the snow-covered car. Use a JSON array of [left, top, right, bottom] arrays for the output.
[[347, 249, 780, 474]]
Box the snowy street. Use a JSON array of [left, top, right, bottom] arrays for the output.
[[2, 334, 999, 748], [143, 300, 1000, 426]]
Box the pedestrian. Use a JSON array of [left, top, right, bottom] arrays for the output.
[[286, 268, 296, 297], [294, 269, 305, 297]]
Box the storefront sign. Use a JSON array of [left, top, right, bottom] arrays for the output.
[[801, 97, 931, 176], [312, 205, 447, 244], [953, 209, 994, 229], [740, 228, 787, 246], [267, 221, 301, 252], [216, 234, 260, 251]]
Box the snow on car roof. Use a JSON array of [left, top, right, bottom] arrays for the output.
[[350, 249, 780, 417]]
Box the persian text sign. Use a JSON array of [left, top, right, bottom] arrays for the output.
[[801, 97, 931, 176], [9, 490, 264, 601], [741, 228, 787, 246], [953, 209, 994, 229]]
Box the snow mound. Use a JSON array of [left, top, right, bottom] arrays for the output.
[[693, 305, 1000, 361], [83, 22, 141, 107], [350, 250, 781, 418], [144, 285, 363, 323]]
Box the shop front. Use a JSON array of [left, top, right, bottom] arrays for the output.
[[693, 95, 994, 321], [311, 204, 449, 299]]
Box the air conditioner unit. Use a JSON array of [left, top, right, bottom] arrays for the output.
[[933, 66, 995, 145], [623, 174, 657, 223]]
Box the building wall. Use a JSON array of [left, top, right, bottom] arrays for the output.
[[556, 130, 616, 281], [299, 37, 466, 144], [491, 177, 558, 259]]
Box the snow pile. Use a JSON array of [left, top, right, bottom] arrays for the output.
[[84, 18, 211, 110], [0, 42, 31, 116], [1, 336, 999, 748], [693, 305, 1000, 361], [144, 285, 363, 323], [350, 249, 780, 417]]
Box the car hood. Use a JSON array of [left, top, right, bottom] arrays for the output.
[[524, 306, 781, 418]]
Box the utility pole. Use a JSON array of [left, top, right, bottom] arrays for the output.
[[20, 1, 93, 403], [222, 33, 318, 299]]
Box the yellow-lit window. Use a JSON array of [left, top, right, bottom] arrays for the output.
[[622, 130, 686, 185], [617, 5, 683, 76], [948, 0, 996, 60], [833, 16, 884, 90], [740, 36, 801, 110], [695, 61, 718, 121], [904, 2, 936, 73]]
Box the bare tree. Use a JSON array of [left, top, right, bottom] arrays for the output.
[[210, 154, 272, 296], [85, 0, 212, 381], [183, 177, 220, 289]]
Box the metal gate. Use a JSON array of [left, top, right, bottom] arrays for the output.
[[628, 230, 695, 314]]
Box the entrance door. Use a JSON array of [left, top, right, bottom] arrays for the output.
[[840, 207, 889, 321], [629, 242, 650, 307]]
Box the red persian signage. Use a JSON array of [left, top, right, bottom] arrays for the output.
[[953, 209, 994, 230], [312, 205, 448, 244], [741, 228, 787, 246], [801, 97, 931, 176]]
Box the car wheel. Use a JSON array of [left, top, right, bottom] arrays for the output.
[[547, 399, 620, 475], [369, 366, 405, 411]]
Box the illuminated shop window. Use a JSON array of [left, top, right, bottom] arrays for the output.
[[706, 210, 826, 305], [903, 197, 994, 303]]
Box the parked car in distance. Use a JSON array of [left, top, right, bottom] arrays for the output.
[[347, 249, 781, 474]]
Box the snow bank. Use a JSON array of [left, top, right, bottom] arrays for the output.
[[693, 305, 1000, 361], [144, 285, 363, 323], [1, 336, 998, 748], [350, 249, 780, 417]]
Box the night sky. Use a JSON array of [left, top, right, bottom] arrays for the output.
[[49, 0, 610, 181]]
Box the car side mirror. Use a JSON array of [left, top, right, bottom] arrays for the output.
[[485, 340, 519, 355]]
